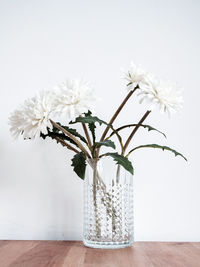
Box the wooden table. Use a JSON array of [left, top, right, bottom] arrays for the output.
[[0, 241, 199, 267]]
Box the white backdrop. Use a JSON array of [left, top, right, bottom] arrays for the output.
[[0, 0, 199, 241]]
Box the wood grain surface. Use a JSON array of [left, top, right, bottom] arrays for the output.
[[0, 241, 199, 267]]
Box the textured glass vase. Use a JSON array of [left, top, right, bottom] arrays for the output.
[[83, 157, 134, 249]]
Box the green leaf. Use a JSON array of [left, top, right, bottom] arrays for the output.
[[95, 140, 116, 149], [108, 124, 166, 139], [103, 152, 134, 175], [70, 111, 123, 150], [41, 122, 87, 148], [40, 127, 77, 147], [56, 123, 87, 144], [70, 112, 107, 126], [85, 110, 96, 143], [70, 111, 104, 143], [71, 152, 87, 179], [88, 122, 96, 142], [139, 125, 166, 138], [127, 144, 187, 161]]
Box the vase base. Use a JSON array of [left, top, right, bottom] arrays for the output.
[[83, 239, 134, 249]]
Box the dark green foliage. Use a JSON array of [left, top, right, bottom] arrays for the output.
[[103, 152, 134, 175], [95, 140, 116, 149], [108, 124, 166, 139], [71, 152, 87, 179], [70, 111, 107, 126], [70, 111, 122, 148], [40, 127, 77, 147], [70, 110, 108, 143], [40, 123, 87, 148], [57, 123, 87, 144], [128, 144, 187, 161]]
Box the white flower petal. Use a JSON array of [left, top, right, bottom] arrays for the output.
[[9, 91, 55, 140], [123, 62, 148, 91], [138, 75, 183, 115], [53, 79, 97, 121]]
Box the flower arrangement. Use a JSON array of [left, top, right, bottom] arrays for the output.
[[9, 62, 187, 180]]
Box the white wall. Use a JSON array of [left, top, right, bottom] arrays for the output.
[[0, 0, 199, 241]]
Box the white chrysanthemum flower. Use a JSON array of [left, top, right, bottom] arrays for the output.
[[124, 62, 148, 91], [9, 91, 55, 139], [54, 79, 96, 121], [138, 74, 183, 115]]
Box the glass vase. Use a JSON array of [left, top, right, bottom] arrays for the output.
[[83, 157, 134, 249]]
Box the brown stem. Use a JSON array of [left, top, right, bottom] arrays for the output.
[[92, 159, 101, 238], [54, 137, 80, 154], [100, 86, 138, 142], [82, 123, 92, 149], [50, 120, 91, 158], [123, 110, 151, 154]]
